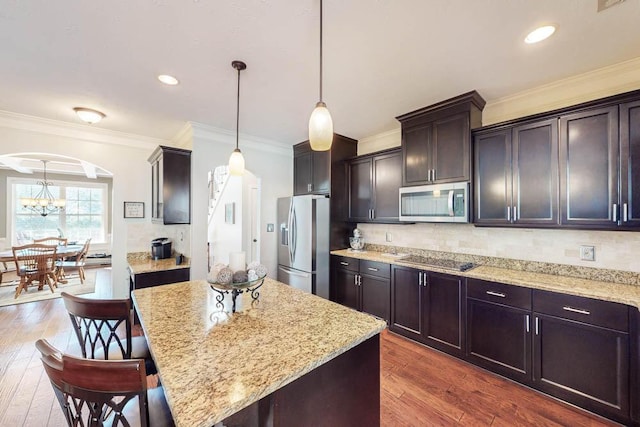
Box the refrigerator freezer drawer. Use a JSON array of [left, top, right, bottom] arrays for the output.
[[278, 265, 313, 294]]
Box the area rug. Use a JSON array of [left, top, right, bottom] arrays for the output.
[[0, 269, 97, 307]]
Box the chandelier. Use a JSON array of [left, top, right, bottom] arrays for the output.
[[20, 160, 66, 217]]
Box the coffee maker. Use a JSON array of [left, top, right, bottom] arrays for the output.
[[151, 238, 172, 260]]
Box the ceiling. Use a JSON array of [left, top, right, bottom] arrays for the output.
[[1, 0, 639, 146]]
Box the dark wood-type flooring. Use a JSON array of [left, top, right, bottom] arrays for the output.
[[0, 273, 619, 426]]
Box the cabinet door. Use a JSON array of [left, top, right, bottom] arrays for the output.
[[620, 100, 640, 227], [360, 274, 390, 323], [334, 268, 359, 311], [467, 299, 531, 383], [151, 160, 161, 220], [348, 157, 373, 222], [402, 123, 432, 186], [390, 266, 422, 340], [162, 150, 191, 224], [422, 272, 464, 356], [432, 112, 470, 183], [533, 314, 629, 422], [371, 151, 402, 221], [512, 119, 559, 225], [559, 106, 619, 227], [312, 151, 330, 195], [294, 152, 313, 195], [474, 129, 512, 224]]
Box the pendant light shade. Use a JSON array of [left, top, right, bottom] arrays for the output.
[[309, 0, 333, 151], [229, 60, 247, 176]]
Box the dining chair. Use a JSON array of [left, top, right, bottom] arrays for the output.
[[56, 238, 91, 283], [34, 236, 68, 247], [35, 339, 174, 427], [61, 292, 155, 372], [12, 243, 58, 298]]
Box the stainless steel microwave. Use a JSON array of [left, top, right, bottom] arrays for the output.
[[399, 182, 469, 223]]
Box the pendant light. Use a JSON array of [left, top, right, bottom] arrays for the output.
[[308, 0, 333, 151], [20, 160, 66, 216], [228, 60, 246, 176]]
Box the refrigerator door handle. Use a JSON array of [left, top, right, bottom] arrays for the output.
[[290, 202, 297, 264], [279, 266, 310, 278]]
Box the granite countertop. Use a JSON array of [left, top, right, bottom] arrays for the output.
[[331, 248, 640, 310], [127, 252, 190, 275], [131, 278, 386, 427]]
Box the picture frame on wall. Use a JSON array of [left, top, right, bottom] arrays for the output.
[[124, 201, 145, 218], [225, 203, 235, 224]]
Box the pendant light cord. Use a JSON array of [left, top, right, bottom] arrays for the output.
[[319, 0, 323, 103], [236, 67, 241, 150]]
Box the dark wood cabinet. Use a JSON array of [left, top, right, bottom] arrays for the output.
[[332, 256, 390, 323], [559, 106, 619, 227], [397, 91, 485, 186], [348, 148, 402, 223], [474, 119, 558, 226], [466, 278, 532, 384], [620, 100, 640, 227], [390, 265, 464, 356], [129, 266, 191, 323], [148, 146, 191, 224], [533, 290, 630, 424]]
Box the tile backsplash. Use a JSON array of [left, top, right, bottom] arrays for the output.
[[127, 222, 190, 257], [357, 223, 640, 273]]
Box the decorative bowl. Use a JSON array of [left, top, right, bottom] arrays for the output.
[[208, 273, 266, 291]]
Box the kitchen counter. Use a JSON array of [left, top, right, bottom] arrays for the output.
[[132, 278, 386, 427], [332, 248, 640, 310], [127, 252, 190, 275]]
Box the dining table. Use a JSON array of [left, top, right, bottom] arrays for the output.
[[0, 244, 83, 286], [132, 278, 386, 427]]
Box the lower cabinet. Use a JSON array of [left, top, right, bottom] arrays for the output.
[[129, 266, 191, 323], [391, 265, 465, 357], [332, 256, 390, 323]]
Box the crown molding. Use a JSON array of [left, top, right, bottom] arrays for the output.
[[0, 110, 168, 149], [185, 122, 292, 157], [483, 56, 640, 126]]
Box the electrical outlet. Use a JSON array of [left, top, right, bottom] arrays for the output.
[[579, 245, 595, 261], [386, 232, 392, 242]]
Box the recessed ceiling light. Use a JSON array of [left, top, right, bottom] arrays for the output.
[[525, 25, 556, 44], [158, 74, 179, 85], [73, 107, 105, 124]]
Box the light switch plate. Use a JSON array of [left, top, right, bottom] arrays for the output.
[[266, 223, 274, 232], [579, 245, 595, 261], [386, 232, 392, 242]]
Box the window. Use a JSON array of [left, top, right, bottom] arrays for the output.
[[9, 178, 109, 245]]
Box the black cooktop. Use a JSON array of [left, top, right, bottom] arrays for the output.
[[399, 255, 475, 272]]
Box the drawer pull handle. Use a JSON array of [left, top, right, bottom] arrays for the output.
[[367, 267, 379, 272], [486, 291, 506, 298], [563, 306, 590, 315], [340, 262, 349, 266]]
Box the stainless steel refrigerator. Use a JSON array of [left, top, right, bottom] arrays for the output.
[[277, 195, 329, 299]]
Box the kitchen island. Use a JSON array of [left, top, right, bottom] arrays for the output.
[[132, 278, 386, 427]]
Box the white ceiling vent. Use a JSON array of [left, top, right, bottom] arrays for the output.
[[598, 0, 625, 12]]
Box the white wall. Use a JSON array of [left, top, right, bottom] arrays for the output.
[[188, 123, 292, 281], [0, 113, 166, 297], [356, 57, 640, 273], [208, 175, 244, 266]]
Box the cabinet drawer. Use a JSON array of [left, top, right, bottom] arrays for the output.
[[334, 256, 359, 272], [533, 290, 628, 332], [467, 278, 531, 310], [360, 260, 390, 279]]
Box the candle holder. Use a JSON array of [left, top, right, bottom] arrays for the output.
[[208, 274, 265, 313]]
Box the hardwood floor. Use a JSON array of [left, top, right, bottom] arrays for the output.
[[0, 284, 619, 426]]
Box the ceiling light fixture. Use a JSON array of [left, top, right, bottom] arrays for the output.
[[525, 25, 556, 44], [20, 160, 66, 217], [228, 60, 246, 176], [308, 0, 333, 151], [73, 107, 105, 124], [158, 74, 179, 85]]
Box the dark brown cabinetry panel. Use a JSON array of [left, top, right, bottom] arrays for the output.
[[293, 151, 314, 195], [398, 91, 485, 187], [148, 146, 191, 224], [621, 100, 640, 226], [559, 106, 619, 227], [332, 256, 390, 323], [474, 119, 558, 226], [348, 149, 402, 223], [390, 266, 422, 340]]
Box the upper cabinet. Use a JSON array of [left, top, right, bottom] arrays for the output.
[[348, 148, 402, 223], [472, 88, 640, 230], [474, 118, 559, 226], [148, 146, 191, 224], [397, 91, 486, 186], [293, 135, 357, 196]]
